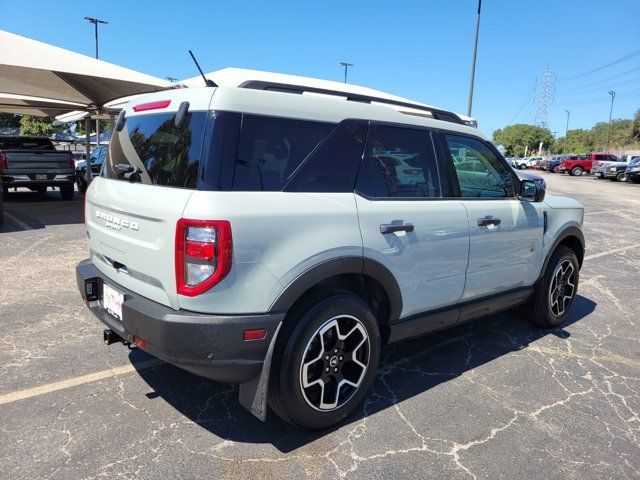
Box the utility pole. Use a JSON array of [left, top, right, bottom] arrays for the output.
[[84, 17, 108, 59], [467, 0, 482, 117], [604, 90, 616, 153], [564, 109, 570, 139], [340, 62, 353, 83]]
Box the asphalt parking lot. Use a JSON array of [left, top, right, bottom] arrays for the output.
[[1, 175, 639, 480]]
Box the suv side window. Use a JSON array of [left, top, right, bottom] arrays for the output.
[[444, 134, 514, 198], [356, 125, 440, 198], [285, 120, 367, 192], [233, 115, 334, 191]]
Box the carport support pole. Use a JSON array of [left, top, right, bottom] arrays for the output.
[[85, 117, 92, 180]]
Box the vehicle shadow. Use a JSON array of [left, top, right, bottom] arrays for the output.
[[130, 294, 596, 453], [0, 190, 84, 233]]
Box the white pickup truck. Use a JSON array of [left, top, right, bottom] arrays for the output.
[[0, 136, 76, 199]]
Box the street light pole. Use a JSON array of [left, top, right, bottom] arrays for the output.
[[84, 17, 108, 59], [564, 109, 570, 139], [340, 62, 353, 83], [467, 0, 482, 117], [604, 90, 616, 153]]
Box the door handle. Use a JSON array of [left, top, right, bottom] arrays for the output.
[[380, 223, 415, 234], [477, 216, 501, 227]]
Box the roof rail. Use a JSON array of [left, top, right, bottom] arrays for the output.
[[238, 80, 465, 126]]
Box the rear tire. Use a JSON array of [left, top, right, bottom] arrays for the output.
[[571, 166, 583, 176], [527, 246, 580, 328], [76, 171, 88, 193], [60, 185, 74, 200], [268, 291, 381, 429], [519, 164, 527, 170]]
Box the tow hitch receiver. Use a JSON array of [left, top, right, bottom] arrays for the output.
[[103, 329, 129, 346]]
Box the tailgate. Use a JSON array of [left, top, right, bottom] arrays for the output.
[[86, 178, 194, 309], [4, 151, 72, 173]]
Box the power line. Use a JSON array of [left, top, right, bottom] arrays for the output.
[[508, 78, 537, 124], [557, 75, 640, 97], [559, 48, 640, 81], [557, 65, 640, 93]]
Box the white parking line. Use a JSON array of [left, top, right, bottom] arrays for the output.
[[0, 359, 161, 406], [3, 211, 33, 231], [585, 245, 634, 261]]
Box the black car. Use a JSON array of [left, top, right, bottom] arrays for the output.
[[624, 157, 640, 183], [76, 145, 107, 192], [603, 160, 631, 182]]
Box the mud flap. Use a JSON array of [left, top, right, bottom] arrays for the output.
[[238, 322, 282, 421]]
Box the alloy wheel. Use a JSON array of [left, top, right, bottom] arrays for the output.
[[548, 260, 576, 317], [299, 315, 370, 411]]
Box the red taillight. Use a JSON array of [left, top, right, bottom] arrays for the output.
[[133, 336, 148, 349], [0, 152, 7, 170], [69, 152, 75, 169], [175, 219, 232, 296], [133, 100, 171, 112], [598, 162, 604, 167]]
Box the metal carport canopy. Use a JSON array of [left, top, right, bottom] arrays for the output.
[[0, 30, 172, 108]]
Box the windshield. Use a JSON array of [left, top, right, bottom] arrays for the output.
[[629, 157, 640, 166], [104, 111, 208, 188]]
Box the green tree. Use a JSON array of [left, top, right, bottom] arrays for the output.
[[492, 124, 554, 157], [76, 119, 111, 135], [590, 119, 633, 151], [0, 113, 20, 129], [631, 109, 640, 141], [19, 115, 55, 136]]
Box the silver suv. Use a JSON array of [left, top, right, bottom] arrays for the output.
[[76, 73, 585, 429]]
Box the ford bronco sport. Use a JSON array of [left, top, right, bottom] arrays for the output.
[[76, 71, 585, 429]]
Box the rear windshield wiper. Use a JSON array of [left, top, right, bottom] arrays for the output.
[[115, 163, 142, 182]]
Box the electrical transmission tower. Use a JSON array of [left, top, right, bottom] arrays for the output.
[[534, 66, 555, 129]]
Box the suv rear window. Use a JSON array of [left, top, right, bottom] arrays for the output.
[[104, 112, 208, 189], [0, 137, 54, 150]]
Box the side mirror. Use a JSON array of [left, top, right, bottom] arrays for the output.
[[519, 179, 545, 202]]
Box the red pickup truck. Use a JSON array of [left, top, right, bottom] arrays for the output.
[[559, 155, 592, 176]]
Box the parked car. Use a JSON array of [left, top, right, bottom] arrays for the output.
[[0, 136, 75, 199], [528, 156, 544, 169], [76, 145, 107, 192], [76, 76, 585, 429], [559, 155, 592, 176], [624, 157, 640, 183], [546, 156, 564, 173], [603, 159, 630, 181], [72, 152, 87, 168], [588, 153, 619, 178]]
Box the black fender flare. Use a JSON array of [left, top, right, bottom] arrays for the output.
[[268, 256, 403, 322], [538, 226, 585, 282]]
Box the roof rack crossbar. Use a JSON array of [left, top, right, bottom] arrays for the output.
[[237, 80, 464, 125]]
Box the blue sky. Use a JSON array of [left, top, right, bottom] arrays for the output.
[[2, 0, 639, 138]]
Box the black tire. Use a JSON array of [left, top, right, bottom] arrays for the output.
[[571, 166, 583, 176], [527, 246, 580, 328], [268, 290, 381, 429], [616, 172, 627, 182], [519, 164, 527, 170], [60, 185, 74, 200], [76, 171, 88, 193]]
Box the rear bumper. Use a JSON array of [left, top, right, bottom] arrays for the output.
[[2, 173, 74, 188], [76, 259, 284, 384]]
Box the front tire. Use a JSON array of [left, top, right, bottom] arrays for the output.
[[616, 172, 627, 182], [76, 171, 88, 193], [527, 246, 580, 328], [268, 291, 381, 429]]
